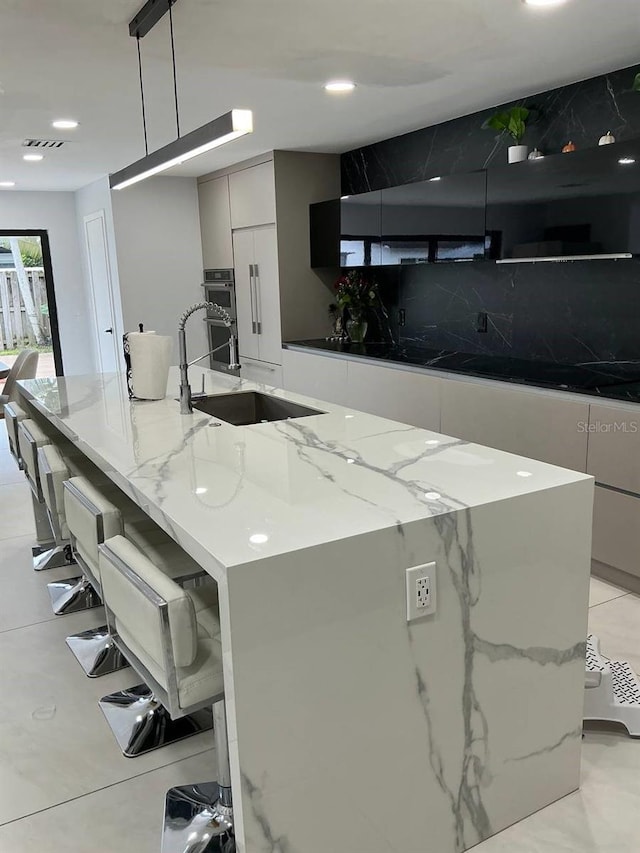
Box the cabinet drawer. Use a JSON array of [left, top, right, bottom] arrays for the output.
[[587, 403, 640, 494], [240, 357, 283, 389], [282, 350, 350, 407], [347, 361, 440, 430], [229, 163, 276, 229], [440, 378, 588, 471], [592, 485, 640, 579]]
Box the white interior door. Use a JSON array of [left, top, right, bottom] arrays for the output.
[[233, 229, 260, 360], [84, 211, 119, 373], [253, 224, 282, 365]]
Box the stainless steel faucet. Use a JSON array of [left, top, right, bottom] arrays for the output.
[[178, 302, 240, 414]]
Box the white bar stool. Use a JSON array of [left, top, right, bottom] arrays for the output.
[[17, 417, 63, 563], [4, 401, 27, 469], [62, 476, 207, 678], [35, 444, 77, 572], [97, 535, 234, 852]]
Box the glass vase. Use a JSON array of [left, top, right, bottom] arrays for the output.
[[346, 316, 368, 343]]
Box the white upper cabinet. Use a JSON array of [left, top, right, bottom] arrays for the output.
[[198, 175, 233, 269], [229, 162, 276, 229]]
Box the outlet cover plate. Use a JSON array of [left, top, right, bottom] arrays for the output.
[[406, 561, 437, 622]]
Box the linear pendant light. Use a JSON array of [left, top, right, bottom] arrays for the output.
[[110, 0, 252, 191], [110, 110, 253, 189]]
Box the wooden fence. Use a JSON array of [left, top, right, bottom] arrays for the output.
[[0, 268, 51, 350]]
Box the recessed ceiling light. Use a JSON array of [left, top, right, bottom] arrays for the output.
[[0, 181, 15, 187], [341, 195, 351, 200], [619, 157, 636, 165], [346, 457, 356, 464], [429, 176, 442, 182], [249, 533, 269, 545], [52, 119, 78, 129], [23, 153, 43, 162], [517, 470, 533, 477], [324, 80, 356, 93], [425, 439, 440, 446], [524, 0, 569, 6], [195, 487, 208, 495], [424, 492, 442, 500]]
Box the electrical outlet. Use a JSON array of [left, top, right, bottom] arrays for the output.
[[406, 562, 437, 622]]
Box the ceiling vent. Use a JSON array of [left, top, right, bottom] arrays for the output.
[[22, 139, 65, 149]]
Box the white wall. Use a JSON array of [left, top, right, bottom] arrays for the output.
[[111, 176, 206, 362], [74, 176, 123, 372], [0, 191, 93, 374]]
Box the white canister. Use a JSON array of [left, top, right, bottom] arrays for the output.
[[127, 331, 172, 400]]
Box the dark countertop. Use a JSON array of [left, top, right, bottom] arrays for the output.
[[284, 339, 640, 404]]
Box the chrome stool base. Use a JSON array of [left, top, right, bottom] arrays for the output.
[[99, 684, 213, 758], [34, 543, 75, 572], [47, 575, 101, 616], [162, 783, 235, 853], [66, 625, 129, 678]]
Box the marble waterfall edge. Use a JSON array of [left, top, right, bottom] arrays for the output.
[[228, 482, 592, 853]]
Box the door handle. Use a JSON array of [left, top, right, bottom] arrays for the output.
[[104, 328, 113, 334], [254, 263, 262, 335], [249, 264, 257, 334]]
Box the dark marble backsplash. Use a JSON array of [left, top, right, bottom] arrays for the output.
[[342, 63, 640, 194], [393, 258, 640, 365]]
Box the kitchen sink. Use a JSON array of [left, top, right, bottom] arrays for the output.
[[192, 391, 325, 426]]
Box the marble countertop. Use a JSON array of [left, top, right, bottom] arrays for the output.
[[19, 367, 590, 576], [285, 339, 640, 403]]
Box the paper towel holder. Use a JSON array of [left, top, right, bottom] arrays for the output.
[[123, 323, 145, 399]]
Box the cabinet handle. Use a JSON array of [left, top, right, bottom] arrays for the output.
[[249, 264, 257, 334], [254, 263, 262, 335]]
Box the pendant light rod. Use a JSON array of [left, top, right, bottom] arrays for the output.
[[168, 0, 180, 138], [136, 36, 149, 156], [129, 0, 179, 39]]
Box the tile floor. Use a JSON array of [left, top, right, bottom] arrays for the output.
[[1, 426, 640, 851]]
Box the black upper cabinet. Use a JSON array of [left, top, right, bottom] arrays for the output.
[[311, 139, 640, 268], [381, 171, 487, 264], [486, 139, 640, 260], [310, 191, 382, 268]]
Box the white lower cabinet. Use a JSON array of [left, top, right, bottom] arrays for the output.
[[282, 349, 349, 406], [346, 361, 441, 431], [587, 402, 640, 493], [240, 356, 283, 389], [592, 485, 640, 579], [440, 378, 589, 471]]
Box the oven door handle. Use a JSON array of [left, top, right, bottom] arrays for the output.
[[249, 264, 257, 334]]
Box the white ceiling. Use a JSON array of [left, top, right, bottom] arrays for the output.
[[1, 0, 640, 192]]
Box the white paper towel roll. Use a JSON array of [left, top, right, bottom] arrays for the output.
[[128, 331, 172, 400]]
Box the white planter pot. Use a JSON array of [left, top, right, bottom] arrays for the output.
[[508, 145, 529, 164]]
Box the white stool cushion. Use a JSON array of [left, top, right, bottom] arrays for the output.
[[18, 419, 50, 485], [37, 444, 71, 540], [4, 402, 27, 457], [64, 477, 123, 574], [99, 535, 197, 670], [99, 535, 224, 711]]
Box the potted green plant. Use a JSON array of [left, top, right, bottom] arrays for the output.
[[483, 106, 530, 163]]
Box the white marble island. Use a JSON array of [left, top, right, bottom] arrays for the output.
[[19, 366, 593, 853]]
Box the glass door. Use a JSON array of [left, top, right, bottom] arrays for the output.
[[0, 230, 62, 377]]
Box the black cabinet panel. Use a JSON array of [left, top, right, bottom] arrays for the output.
[[486, 140, 640, 260], [310, 192, 382, 267], [381, 172, 487, 264]]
